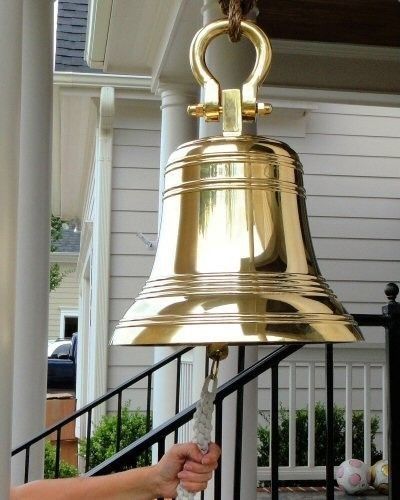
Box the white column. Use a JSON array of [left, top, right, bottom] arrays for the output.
[[0, 1, 23, 497], [88, 87, 115, 426], [157, 86, 199, 229], [11, 0, 53, 486], [196, 1, 259, 498], [153, 86, 197, 460]]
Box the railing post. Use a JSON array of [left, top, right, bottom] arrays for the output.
[[325, 344, 335, 500], [383, 282, 400, 500]]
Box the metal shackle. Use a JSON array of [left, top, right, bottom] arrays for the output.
[[188, 19, 272, 122]]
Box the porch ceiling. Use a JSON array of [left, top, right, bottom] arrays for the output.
[[86, 0, 400, 93], [257, 0, 400, 47]]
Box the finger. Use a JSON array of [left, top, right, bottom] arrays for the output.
[[201, 443, 221, 465], [172, 443, 204, 464], [182, 460, 218, 474], [178, 470, 213, 483]]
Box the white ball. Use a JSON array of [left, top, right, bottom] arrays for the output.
[[371, 459, 389, 494], [336, 459, 371, 495]]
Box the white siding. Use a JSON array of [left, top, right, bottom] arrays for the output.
[[108, 100, 160, 397], [259, 102, 400, 331], [48, 262, 79, 340]]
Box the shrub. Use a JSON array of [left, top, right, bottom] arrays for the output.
[[80, 405, 151, 469], [44, 441, 78, 478], [257, 402, 382, 467]]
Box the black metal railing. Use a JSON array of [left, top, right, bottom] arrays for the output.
[[85, 302, 396, 500], [85, 344, 303, 475], [12, 346, 193, 481], [12, 283, 400, 500]]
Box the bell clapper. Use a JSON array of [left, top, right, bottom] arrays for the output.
[[207, 343, 229, 378]]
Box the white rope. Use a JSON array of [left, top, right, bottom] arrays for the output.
[[177, 374, 218, 499]]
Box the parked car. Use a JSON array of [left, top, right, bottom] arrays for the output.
[[47, 333, 77, 390], [48, 338, 71, 359]]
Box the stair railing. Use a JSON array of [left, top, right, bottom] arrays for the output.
[[84, 312, 390, 500], [12, 346, 193, 482]]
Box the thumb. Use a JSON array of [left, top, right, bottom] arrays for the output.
[[171, 443, 204, 464], [201, 442, 221, 465]]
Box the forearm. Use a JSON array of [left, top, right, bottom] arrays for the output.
[[10, 466, 161, 500]]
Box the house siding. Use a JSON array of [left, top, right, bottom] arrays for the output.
[[48, 262, 79, 340], [258, 101, 400, 342], [108, 100, 161, 401], [106, 98, 399, 445]]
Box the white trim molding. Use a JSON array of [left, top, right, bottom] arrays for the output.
[[88, 86, 115, 425], [53, 72, 152, 91], [59, 308, 79, 339], [272, 38, 400, 62], [260, 86, 400, 108], [85, 0, 113, 69], [77, 220, 93, 280]]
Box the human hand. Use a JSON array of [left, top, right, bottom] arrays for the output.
[[154, 442, 220, 498]]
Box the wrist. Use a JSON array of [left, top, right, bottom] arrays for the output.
[[119, 464, 161, 500], [150, 463, 165, 498]]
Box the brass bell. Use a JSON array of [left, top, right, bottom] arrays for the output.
[[111, 20, 363, 347]]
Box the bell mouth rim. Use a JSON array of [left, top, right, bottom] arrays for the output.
[[110, 340, 362, 346], [116, 312, 358, 327], [111, 320, 364, 346]]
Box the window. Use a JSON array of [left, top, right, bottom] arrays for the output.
[[59, 309, 78, 339]]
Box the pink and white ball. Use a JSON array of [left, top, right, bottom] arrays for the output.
[[336, 459, 371, 495]]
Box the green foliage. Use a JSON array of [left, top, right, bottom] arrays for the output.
[[49, 262, 66, 292], [50, 215, 64, 252], [257, 402, 382, 467], [50, 215, 67, 291], [80, 405, 151, 469], [44, 441, 78, 479]]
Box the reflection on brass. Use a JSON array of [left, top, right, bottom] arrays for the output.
[[111, 136, 364, 346], [222, 89, 242, 137]]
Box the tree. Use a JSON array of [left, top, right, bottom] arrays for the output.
[[50, 215, 66, 291]]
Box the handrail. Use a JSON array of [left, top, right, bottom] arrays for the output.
[[353, 313, 386, 327], [86, 343, 303, 476], [12, 346, 193, 456]]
